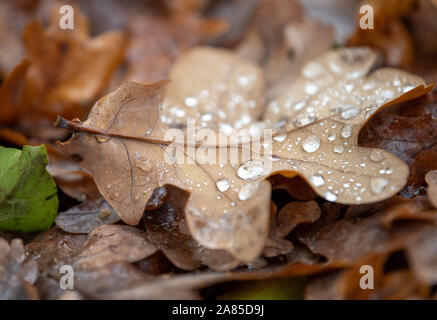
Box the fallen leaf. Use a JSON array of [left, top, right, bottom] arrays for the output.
[[0, 145, 58, 232], [0, 60, 30, 125], [347, 0, 417, 68], [55, 197, 120, 234], [123, 13, 226, 84], [144, 185, 238, 270], [56, 48, 430, 263], [0, 238, 39, 300], [359, 92, 437, 198], [72, 225, 157, 270]]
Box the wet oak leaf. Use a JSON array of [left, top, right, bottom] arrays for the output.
[[56, 80, 271, 262], [264, 47, 431, 205], [56, 48, 430, 262], [161, 47, 265, 131]]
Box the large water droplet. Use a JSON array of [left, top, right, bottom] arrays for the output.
[[333, 145, 344, 154], [341, 107, 360, 120], [370, 177, 389, 194], [302, 135, 320, 153], [325, 191, 337, 202], [238, 182, 259, 201], [310, 175, 325, 187], [237, 159, 268, 181], [216, 178, 230, 192]]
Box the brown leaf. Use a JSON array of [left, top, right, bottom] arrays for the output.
[[359, 92, 437, 198], [0, 238, 39, 300], [144, 185, 238, 270], [0, 60, 30, 125], [72, 225, 157, 270], [275, 201, 321, 238], [124, 13, 226, 84], [56, 48, 430, 264], [56, 197, 120, 234]]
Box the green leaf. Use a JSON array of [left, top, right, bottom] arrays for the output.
[[0, 145, 58, 232]]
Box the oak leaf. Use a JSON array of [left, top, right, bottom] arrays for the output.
[[56, 48, 430, 263]]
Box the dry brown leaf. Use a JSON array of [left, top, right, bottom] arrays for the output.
[[359, 92, 437, 198], [72, 225, 157, 270], [0, 60, 30, 125], [124, 13, 226, 84], [144, 185, 238, 271], [0, 238, 39, 300], [347, 0, 417, 68], [55, 197, 120, 234], [275, 201, 321, 238], [56, 48, 430, 264], [1, 4, 126, 129]]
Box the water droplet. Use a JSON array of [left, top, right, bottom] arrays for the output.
[[238, 76, 250, 87], [310, 175, 325, 187], [341, 125, 352, 138], [96, 135, 111, 143], [333, 145, 344, 154], [370, 150, 385, 162], [293, 115, 317, 127], [302, 135, 320, 153], [370, 178, 389, 194], [328, 133, 336, 141], [238, 182, 259, 201], [201, 113, 213, 122], [216, 178, 230, 192], [237, 160, 268, 181], [185, 97, 198, 107], [341, 108, 360, 120], [294, 101, 306, 111], [273, 134, 287, 142], [325, 191, 337, 202], [305, 83, 319, 95]]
